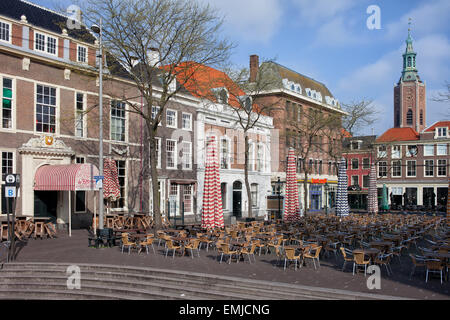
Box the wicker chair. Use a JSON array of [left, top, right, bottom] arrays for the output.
[[426, 259, 444, 284], [303, 246, 322, 270], [353, 252, 371, 276], [409, 254, 426, 279], [120, 233, 136, 254], [240, 243, 257, 263], [184, 239, 201, 258], [139, 235, 156, 254], [219, 243, 239, 264], [283, 247, 301, 271], [374, 253, 393, 276], [340, 247, 353, 272], [165, 240, 182, 258]]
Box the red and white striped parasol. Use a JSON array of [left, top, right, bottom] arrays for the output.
[[103, 158, 121, 201], [201, 136, 224, 229], [283, 148, 300, 222], [367, 164, 378, 214]]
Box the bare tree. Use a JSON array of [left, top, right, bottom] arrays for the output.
[[341, 99, 378, 136], [432, 81, 450, 118], [80, 0, 234, 230]]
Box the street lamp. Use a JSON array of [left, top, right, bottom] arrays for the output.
[[324, 182, 329, 215], [276, 177, 282, 220], [91, 20, 104, 231]]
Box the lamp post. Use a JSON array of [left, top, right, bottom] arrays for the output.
[[277, 177, 282, 220], [324, 182, 329, 215], [91, 20, 104, 231]]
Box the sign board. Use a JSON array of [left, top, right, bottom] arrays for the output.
[[5, 174, 20, 187], [94, 176, 104, 190], [5, 186, 16, 198]]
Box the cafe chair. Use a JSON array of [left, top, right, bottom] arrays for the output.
[[353, 252, 371, 276], [340, 247, 353, 272], [374, 253, 393, 276], [303, 246, 322, 270], [240, 242, 257, 263], [120, 233, 136, 254], [219, 243, 239, 264], [409, 254, 426, 279], [324, 241, 340, 260], [34, 222, 45, 239], [253, 239, 268, 256], [139, 235, 156, 255], [283, 247, 301, 271], [390, 245, 406, 264], [267, 236, 283, 255], [198, 235, 213, 252], [425, 259, 444, 284], [165, 240, 182, 259], [184, 239, 201, 258]]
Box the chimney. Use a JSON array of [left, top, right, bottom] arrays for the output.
[[249, 54, 259, 82]]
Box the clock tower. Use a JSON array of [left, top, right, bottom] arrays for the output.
[[393, 21, 426, 132]]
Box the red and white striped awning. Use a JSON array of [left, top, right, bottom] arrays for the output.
[[34, 164, 100, 191], [283, 148, 300, 222]]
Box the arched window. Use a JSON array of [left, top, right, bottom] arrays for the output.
[[407, 56, 411, 67], [420, 110, 423, 125], [406, 109, 413, 125]]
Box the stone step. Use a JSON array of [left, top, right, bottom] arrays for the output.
[[0, 262, 407, 300], [0, 270, 320, 300]]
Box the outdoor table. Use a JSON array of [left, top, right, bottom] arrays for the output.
[[353, 248, 380, 263], [369, 241, 393, 253], [423, 252, 450, 261]]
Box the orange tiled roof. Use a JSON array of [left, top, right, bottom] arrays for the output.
[[376, 127, 419, 143], [341, 128, 352, 138], [424, 121, 450, 132]]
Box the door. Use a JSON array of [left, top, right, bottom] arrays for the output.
[[34, 191, 57, 223], [232, 181, 242, 218]]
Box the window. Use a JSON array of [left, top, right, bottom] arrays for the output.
[[437, 144, 447, 156], [1, 151, 13, 213], [221, 183, 227, 210], [318, 160, 323, 175], [151, 106, 162, 126], [110, 100, 126, 141], [2, 77, 13, 129], [166, 139, 176, 169], [392, 145, 401, 159], [406, 109, 413, 125], [437, 160, 447, 177], [424, 160, 434, 177], [169, 184, 178, 215], [351, 176, 359, 186], [0, 21, 10, 42], [75, 157, 85, 164], [111, 160, 126, 209], [351, 158, 359, 170], [35, 32, 57, 55], [166, 109, 177, 128], [75, 93, 85, 137], [251, 184, 258, 207], [220, 138, 229, 169], [392, 160, 401, 177], [420, 110, 423, 125], [155, 137, 161, 169], [378, 161, 387, 177], [436, 127, 448, 138], [36, 84, 56, 133], [377, 145, 387, 158], [424, 145, 434, 156], [183, 185, 192, 213], [351, 141, 360, 150], [362, 175, 369, 188], [182, 113, 192, 130], [362, 158, 370, 170], [406, 145, 417, 157], [407, 160, 416, 177], [182, 141, 191, 170], [77, 45, 87, 63]]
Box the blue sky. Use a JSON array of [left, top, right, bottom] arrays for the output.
[[37, 0, 450, 136]]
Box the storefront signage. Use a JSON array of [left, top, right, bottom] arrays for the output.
[[311, 178, 327, 184]]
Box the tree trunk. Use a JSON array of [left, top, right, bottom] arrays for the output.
[[244, 134, 252, 219], [148, 129, 162, 231], [303, 170, 309, 216]]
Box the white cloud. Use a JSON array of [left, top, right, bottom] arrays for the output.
[[385, 0, 450, 41], [290, 0, 359, 25], [311, 16, 366, 47], [203, 0, 283, 44]]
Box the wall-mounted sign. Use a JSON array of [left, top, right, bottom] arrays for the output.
[[311, 178, 328, 184]]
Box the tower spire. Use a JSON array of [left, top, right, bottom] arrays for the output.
[[401, 18, 418, 82]]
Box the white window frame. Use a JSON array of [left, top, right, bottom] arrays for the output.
[[166, 109, 177, 128], [75, 92, 86, 138], [110, 159, 127, 210], [351, 158, 359, 170], [406, 160, 416, 177], [377, 145, 387, 158], [378, 161, 387, 178], [34, 31, 58, 56], [35, 83, 58, 134], [166, 139, 177, 169], [151, 106, 162, 126], [424, 144, 434, 156], [77, 44, 88, 64], [0, 149, 16, 214], [436, 127, 448, 138], [392, 160, 402, 178], [391, 145, 401, 159], [220, 137, 230, 170], [181, 112, 192, 131], [0, 75, 14, 130], [437, 144, 447, 156], [424, 159, 434, 177], [437, 159, 447, 177], [0, 20, 11, 43], [183, 185, 193, 214], [406, 145, 418, 157], [351, 175, 359, 186], [110, 100, 127, 142], [182, 141, 192, 170], [155, 137, 161, 169]]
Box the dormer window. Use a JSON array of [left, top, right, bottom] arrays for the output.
[[238, 95, 252, 112], [350, 141, 362, 150], [212, 88, 228, 104], [436, 127, 448, 138]]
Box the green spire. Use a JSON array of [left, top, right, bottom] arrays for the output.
[[401, 18, 418, 82]]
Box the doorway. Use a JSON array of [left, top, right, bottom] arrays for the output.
[[232, 181, 242, 218], [34, 191, 57, 223]]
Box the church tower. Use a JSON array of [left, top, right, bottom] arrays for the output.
[[393, 20, 426, 132]]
